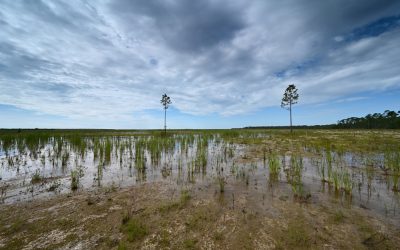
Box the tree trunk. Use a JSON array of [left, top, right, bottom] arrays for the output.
[[289, 101, 292, 133], [164, 108, 167, 135]]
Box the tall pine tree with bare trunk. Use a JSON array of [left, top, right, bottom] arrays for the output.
[[281, 84, 299, 133], [160, 94, 171, 135]]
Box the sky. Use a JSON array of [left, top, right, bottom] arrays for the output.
[[0, 0, 400, 129]]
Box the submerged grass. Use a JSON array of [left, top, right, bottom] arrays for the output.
[[1, 129, 400, 218], [286, 155, 309, 200], [268, 153, 280, 179], [385, 150, 400, 191], [70, 167, 83, 191]]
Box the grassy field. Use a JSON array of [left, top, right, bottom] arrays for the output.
[[0, 129, 399, 249]]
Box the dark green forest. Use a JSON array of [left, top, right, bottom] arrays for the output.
[[244, 109, 400, 129], [336, 110, 400, 129]]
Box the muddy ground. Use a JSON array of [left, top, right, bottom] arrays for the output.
[[1, 181, 399, 250]]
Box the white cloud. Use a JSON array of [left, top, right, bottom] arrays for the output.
[[0, 0, 399, 126]]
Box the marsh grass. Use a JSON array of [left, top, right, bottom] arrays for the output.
[[2, 129, 400, 248], [1, 129, 400, 207], [342, 170, 353, 194], [213, 231, 224, 241], [331, 167, 354, 195], [0, 185, 7, 202], [31, 170, 42, 184], [217, 176, 225, 193], [121, 218, 148, 242], [97, 164, 103, 186], [385, 151, 400, 191], [184, 206, 217, 230], [117, 242, 127, 250], [70, 167, 83, 190], [183, 239, 198, 249], [61, 151, 69, 169], [158, 189, 191, 213], [332, 210, 346, 223], [268, 153, 280, 179], [275, 216, 312, 249], [287, 155, 309, 200], [326, 149, 334, 183], [365, 165, 374, 189], [122, 209, 132, 225], [316, 159, 326, 182], [180, 189, 191, 204], [70, 171, 79, 190], [332, 169, 340, 192]]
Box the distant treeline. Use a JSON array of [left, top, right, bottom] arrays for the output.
[[244, 110, 400, 130], [242, 125, 336, 129], [336, 110, 400, 129]]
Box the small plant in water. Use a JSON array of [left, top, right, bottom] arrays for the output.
[[325, 148, 333, 183], [385, 150, 400, 191], [0, 185, 7, 203], [316, 159, 326, 182], [341, 170, 353, 194], [31, 170, 42, 184], [332, 169, 340, 192], [70, 169, 82, 190], [287, 155, 310, 201], [268, 153, 280, 179]]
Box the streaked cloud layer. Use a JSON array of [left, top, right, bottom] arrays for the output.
[[0, 0, 400, 128]]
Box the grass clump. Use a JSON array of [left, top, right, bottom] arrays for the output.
[[117, 241, 127, 250], [70, 166, 84, 191], [8, 218, 26, 234], [185, 207, 215, 230], [268, 153, 280, 178], [121, 218, 148, 242], [158, 202, 180, 213], [341, 170, 353, 194], [385, 151, 400, 191], [183, 238, 198, 249], [180, 189, 191, 204], [275, 216, 311, 249], [159, 229, 171, 247], [332, 168, 353, 195], [332, 210, 345, 223], [286, 222, 310, 247], [159, 189, 191, 213], [70, 171, 79, 190], [31, 170, 42, 184], [217, 176, 225, 193], [287, 155, 310, 200], [213, 231, 224, 241], [332, 169, 340, 191], [122, 210, 132, 225]]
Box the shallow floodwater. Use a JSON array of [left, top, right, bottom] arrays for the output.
[[0, 134, 399, 226]]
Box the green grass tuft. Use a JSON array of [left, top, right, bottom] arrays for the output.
[[121, 218, 148, 242]]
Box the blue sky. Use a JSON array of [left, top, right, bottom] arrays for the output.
[[0, 0, 400, 129]]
